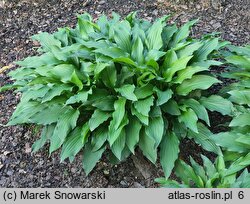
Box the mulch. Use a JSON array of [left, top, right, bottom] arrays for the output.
[[0, 0, 249, 187]]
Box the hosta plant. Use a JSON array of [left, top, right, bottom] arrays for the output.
[[0, 12, 232, 176], [156, 153, 250, 188], [211, 45, 250, 162]]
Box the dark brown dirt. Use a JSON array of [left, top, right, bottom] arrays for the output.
[[0, 0, 249, 187]]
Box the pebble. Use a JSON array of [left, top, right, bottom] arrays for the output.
[[120, 180, 128, 187], [0, 178, 6, 185], [152, 9, 158, 16], [6, 170, 14, 176], [99, 0, 105, 5], [133, 182, 145, 188], [213, 22, 221, 29]]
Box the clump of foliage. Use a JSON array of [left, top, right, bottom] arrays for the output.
[[211, 45, 250, 162], [1, 12, 233, 176], [156, 154, 250, 188]]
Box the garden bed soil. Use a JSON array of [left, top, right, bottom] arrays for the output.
[[0, 0, 249, 187]]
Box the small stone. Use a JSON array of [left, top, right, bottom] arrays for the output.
[[213, 22, 221, 29], [18, 169, 26, 174], [25, 143, 32, 153], [0, 178, 6, 185], [20, 162, 26, 168], [152, 10, 158, 16], [6, 170, 14, 176], [103, 170, 109, 175], [99, 0, 105, 5], [71, 168, 77, 173], [120, 180, 128, 187], [0, 0, 5, 8], [133, 182, 145, 188], [3, 151, 11, 156], [196, 4, 201, 9], [0, 164, 4, 170]]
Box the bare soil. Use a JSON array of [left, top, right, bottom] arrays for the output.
[[0, 0, 249, 187]]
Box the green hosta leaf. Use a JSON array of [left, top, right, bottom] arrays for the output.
[[162, 24, 177, 48], [146, 50, 166, 62], [49, 108, 80, 153], [8, 101, 45, 125], [201, 155, 217, 179], [175, 159, 203, 187], [131, 105, 149, 125], [28, 104, 69, 125], [125, 116, 142, 154], [15, 53, 61, 68], [230, 113, 250, 127], [139, 128, 157, 163], [81, 123, 90, 144], [93, 62, 110, 76], [156, 89, 173, 106], [60, 127, 83, 161], [91, 126, 108, 152], [77, 13, 95, 40], [164, 56, 193, 82], [190, 157, 207, 183], [89, 109, 111, 131], [162, 49, 178, 72], [192, 38, 219, 62], [228, 89, 250, 105], [145, 116, 164, 148], [50, 46, 68, 61], [32, 32, 61, 52], [95, 47, 129, 59], [225, 153, 250, 176], [175, 66, 209, 84], [160, 131, 180, 178], [101, 65, 117, 88], [161, 99, 181, 116], [227, 45, 250, 57], [109, 97, 126, 131], [177, 42, 203, 58], [42, 84, 73, 103], [131, 37, 144, 64], [178, 108, 198, 133], [114, 21, 132, 53], [226, 55, 250, 70], [110, 129, 126, 160], [32, 125, 55, 153], [134, 95, 154, 117], [54, 28, 69, 46], [66, 90, 90, 105], [233, 169, 250, 188], [236, 135, 250, 147], [21, 85, 51, 102], [188, 123, 222, 156], [176, 75, 221, 96], [108, 98, 127, 145], [113, 57, 136, 67], [134, 84, 154, 99], [97, 15, 109, 36], [115, 84, 137, 101], [211, 132, 250, 153], [145, 17, 166, 50], [0, 84, 17, 92], [200, 95, 233, 116], [82, 142, 106, 175], [50, 64, 83, 90], [169, 20, 198, 48], [92, 96, 116, 111], [182, 99, 210, 126], [191, 60, 223, 68]]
